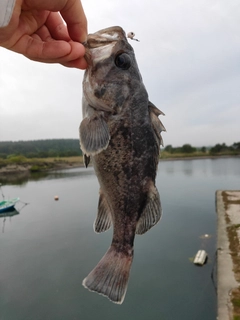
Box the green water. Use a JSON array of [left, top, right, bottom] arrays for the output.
[[0, 157, 239, 320]]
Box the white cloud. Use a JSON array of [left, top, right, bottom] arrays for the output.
[[0, 0, 239, 146]]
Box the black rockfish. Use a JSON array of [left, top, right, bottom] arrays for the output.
[[79, 26, 166, 304]]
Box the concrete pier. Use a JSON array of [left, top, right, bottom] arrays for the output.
[[216, 190, 240, 320]]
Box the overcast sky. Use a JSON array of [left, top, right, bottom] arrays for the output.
[[0, 0, 240, 147]]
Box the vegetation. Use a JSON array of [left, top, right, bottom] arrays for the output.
[[161, 142, 240, 159], [0, 139, 82, 159], [0, 139, 239, 161], [210, 142, 240, 155], [0, 140, 83, 172], [0, 155, 83, 171], [0, 139, 239, 173]]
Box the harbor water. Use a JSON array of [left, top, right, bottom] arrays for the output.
[[0, 157, 240, 320]]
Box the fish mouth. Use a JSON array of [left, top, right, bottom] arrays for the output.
[[84, 26, 126, 65], [87, 26, 125, 49]]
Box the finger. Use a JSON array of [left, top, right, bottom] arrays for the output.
[[34, 25, 53, 42], [28, 24, 88, 69], [45, 12, 70, 41], [12, 34, 86, 63], [62, 57, 88, 69], [61, 0, 88, 43], [24, 0, 88, 43], [34, 22, 69, 44]]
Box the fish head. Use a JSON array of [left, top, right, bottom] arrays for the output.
[[83, 26, 146, 113]]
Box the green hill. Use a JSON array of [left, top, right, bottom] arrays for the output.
[[0, 139, 82, 158]]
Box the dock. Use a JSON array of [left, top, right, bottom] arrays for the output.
[[216, 190, 240, 320]]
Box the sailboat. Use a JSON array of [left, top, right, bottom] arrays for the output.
[[0, 184, 20, 214], [0, 197, 20, 213]]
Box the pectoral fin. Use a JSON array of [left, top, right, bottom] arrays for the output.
[[136, 185, 162, 235], [79, 113, 110, 156], [94, 190, 112, 233], [148, 101, 166, 147]]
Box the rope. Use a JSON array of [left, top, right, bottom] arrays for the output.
[[17, 200, 29, 212]]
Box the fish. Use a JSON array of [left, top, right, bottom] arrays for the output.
[[79, 26, 166, 304]]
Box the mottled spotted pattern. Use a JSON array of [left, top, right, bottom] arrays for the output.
[[79, 26, 166, 304]]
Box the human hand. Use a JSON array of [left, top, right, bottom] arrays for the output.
[[0, 0, 88, 69]]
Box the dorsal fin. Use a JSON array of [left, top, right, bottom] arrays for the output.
[[148, 101, 166, 147]]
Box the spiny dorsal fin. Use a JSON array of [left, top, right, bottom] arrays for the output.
[[94, 191, 112, 233], [79, 113, 110, 156], [148, 101, 166, 147], [148, 101, 165, 117], [136, 184, 162, 235]]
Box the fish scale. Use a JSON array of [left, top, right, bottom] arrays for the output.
[[79, 26, 166, 304]]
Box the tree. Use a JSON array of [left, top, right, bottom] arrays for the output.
[[0, 139, 82, 158], [164, 145, 173, 153], [233, 142, 240, 150], [181, 144, 196, 153]]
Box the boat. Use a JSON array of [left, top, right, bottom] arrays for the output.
[[0, 198, 20, 214]]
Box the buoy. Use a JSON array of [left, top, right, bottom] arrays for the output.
[[199, 233, 212, 239], [54, 196, 59, 201], [193, 250, 207, 266]]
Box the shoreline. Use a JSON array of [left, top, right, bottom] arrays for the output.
[[160, 154, 240, 162], [0, 154, 239, 176], [216, 190, 240, 319], [0, 162, 84, 176]]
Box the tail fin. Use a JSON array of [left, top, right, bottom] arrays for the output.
[[82, 246, 133, 304]]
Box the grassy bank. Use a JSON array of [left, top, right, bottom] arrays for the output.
[[160, 150, 240, 160], [161, 150, 207, 159], [0, 152, 239, 175], [0, 155, 84, 174]]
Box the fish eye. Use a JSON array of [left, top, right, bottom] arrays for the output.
[[115, 53, 131, 70]]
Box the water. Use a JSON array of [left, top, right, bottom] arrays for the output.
[[0, 157, 239, 320]]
